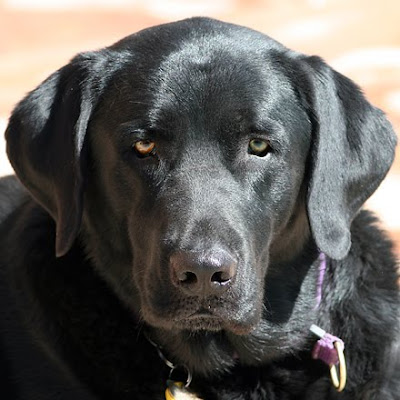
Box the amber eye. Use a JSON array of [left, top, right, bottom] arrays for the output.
[[248, 139, 269, 157], [133, 140, 156, 157]]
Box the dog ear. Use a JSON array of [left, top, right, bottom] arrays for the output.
[[299, 56, 397, 260], [6, 53, 105, 257]]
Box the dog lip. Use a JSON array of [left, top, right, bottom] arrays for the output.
[[186, 311, 219, 319], [182, 307, 220, 321], [172, 310, 225, 331], [173, 313, 256, 335]]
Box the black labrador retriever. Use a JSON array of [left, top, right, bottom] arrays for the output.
[[0, 17, 399, 400]]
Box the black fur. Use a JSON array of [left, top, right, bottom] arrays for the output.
[[1, 17, 399, 399]]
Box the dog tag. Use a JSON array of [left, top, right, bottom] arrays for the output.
[[165, 380, 203, 400], [310, 325, 347, 392]]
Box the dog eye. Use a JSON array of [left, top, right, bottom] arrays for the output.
[[248, 139, 269, 157], [133, 140, 156, 157]]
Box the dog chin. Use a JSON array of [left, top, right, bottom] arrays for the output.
[[143, 308, 260, 337], [144, 310, 267, 376], [173, 314, 225, 332], [173, 316, 257, 336]]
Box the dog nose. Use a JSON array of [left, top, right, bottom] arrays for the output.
[[170, 249, 237, 296]]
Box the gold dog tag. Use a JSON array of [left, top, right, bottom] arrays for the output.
[[165, 381, 203, 400]]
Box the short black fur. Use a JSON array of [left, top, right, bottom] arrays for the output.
[[1, 17, 398, 399]]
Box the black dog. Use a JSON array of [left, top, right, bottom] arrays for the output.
[[1, 17, 399, 399]]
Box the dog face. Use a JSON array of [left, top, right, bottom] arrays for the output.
[[85, 29, 312, 336], [5, 18, 396, 374]]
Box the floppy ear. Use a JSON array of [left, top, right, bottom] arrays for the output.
[[301, 56, 397, 260], [6, 53, 105, 257]]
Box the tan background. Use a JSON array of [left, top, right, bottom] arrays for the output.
[[1, 0, 399, 253]]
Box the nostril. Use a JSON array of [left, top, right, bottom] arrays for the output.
[[179, 271, 198, 285], [211, 270, 231, 284]]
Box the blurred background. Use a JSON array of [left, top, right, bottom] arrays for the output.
[[0, 0, 399, 253]]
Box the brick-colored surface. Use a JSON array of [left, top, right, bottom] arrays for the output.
[[1, 0, 399, 253]]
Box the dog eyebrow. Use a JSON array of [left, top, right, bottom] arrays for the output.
[[118, 123, 150, 137]]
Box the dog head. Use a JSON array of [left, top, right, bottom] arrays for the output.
[[6, 18, 396, 374]]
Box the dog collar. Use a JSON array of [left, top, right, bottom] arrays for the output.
[[311, 253, 347, 392], [146, 334, 203, 400], [315, 252, 327, 309]]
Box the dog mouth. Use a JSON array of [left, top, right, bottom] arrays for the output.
[[142, 302, 261, 336], [141, 272, 264, 335], [173, 309, 225, 332], [177, 316, 223, 332]]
